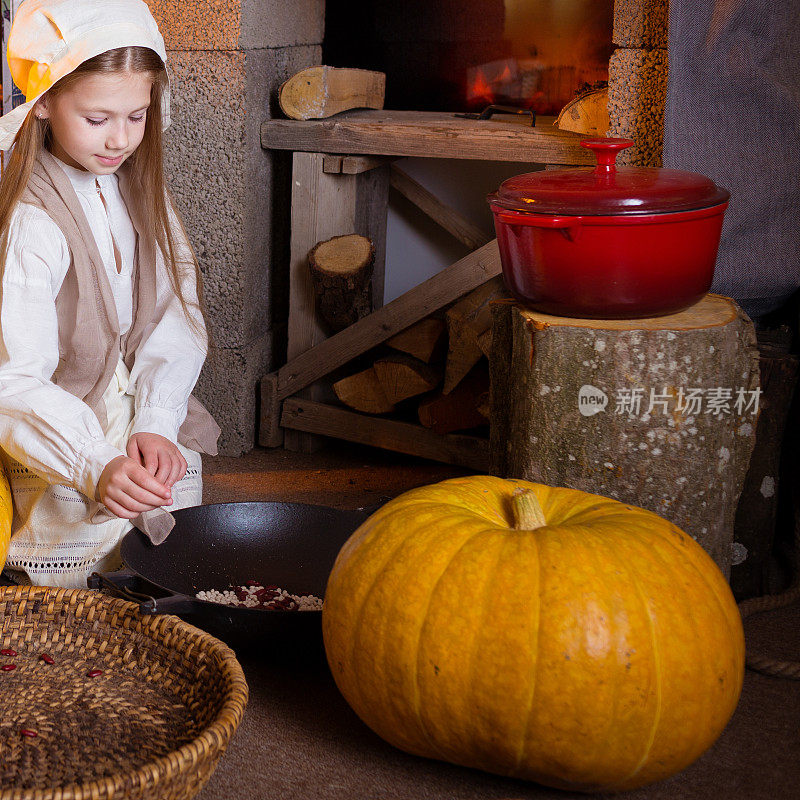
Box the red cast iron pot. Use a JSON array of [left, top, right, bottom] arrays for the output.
[[487, 138, 730, 319]]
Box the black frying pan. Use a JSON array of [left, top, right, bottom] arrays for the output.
[[88, 501, 380, 657]]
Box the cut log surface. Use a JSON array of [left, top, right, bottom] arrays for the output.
[[279, 66, 386, 120], [373, 354, 440, 405], [386, 318, 446, 363], [333, 367, 395, 414], [490, 294, 760, 577], [309, 234, 375, 332], [555, 87, 610, 136], [445, 276, 509, 393]]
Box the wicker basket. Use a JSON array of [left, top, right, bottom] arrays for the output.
[[0, 586, 248, 800]]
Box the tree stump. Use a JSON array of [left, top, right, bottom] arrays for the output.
[[490, 294, 761, 577], [308, 234, 375, 332]]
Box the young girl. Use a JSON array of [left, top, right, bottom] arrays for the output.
[[0, 0, 220, 587]]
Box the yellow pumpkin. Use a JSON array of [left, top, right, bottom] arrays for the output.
[[322, 475, 744, 793], [0, 466, 11, 572]]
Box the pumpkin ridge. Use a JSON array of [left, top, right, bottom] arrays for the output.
[[608, 532, 664, 788], [644, 520, 745, 663], [348, 511, 490, 754], [402, 490, 509, 527], [540, 522, 649, 788], [413, 524, 507, 760], [625, 522, 745, 777], [513, 523, 542, 773], [571, 523, 634, 782], [340, 511, 434, 730]]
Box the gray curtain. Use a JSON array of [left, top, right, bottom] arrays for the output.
[[663, 0, 800, 321]]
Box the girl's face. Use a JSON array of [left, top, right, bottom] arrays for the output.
[[36, 71, 153, 175]]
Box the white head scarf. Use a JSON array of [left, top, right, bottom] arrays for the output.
[[0, 0, 169, 151]]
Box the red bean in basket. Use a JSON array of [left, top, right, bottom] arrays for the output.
[[0, 648, 17, 656], [1, 664, 16, 671], [87, 669, 103, 677], [40, 654, 55, 664], [20, 729, 37, 738]]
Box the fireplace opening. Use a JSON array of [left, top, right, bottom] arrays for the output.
[[323, 0, 615, 115]]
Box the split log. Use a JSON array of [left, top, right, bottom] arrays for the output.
[[444, 276, 509, 393], [279, 66, 386, 120], [418, 364, 489, 435], [490, 294, 761, 578], [333, 367, 395, 414], [308, 234, 375, 332], [555, 87, 610, 137], [373, 354, 441, 405], [386, 317, 446, 363]]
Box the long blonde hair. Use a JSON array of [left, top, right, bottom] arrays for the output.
[[0, 47, 207, 343]]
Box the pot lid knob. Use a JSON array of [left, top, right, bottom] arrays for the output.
[[580, 137, 634, 173]]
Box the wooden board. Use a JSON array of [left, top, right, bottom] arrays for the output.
[[262, 111, 594, 165], [390, 165, 491, 251], [284, 151, 389, 451], [281, 398, 490, 471]]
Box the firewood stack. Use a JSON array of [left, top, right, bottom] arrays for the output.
[[330, 277, 507, 435]]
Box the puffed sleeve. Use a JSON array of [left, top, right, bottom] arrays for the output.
[[0, 204, 125, 497], [126, 201, 208, 443]]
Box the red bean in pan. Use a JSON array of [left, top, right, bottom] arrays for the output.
[[1, 664, 16, 671], [87, 669, 103, 678], [0, 648, 17, 656], [40, 654, 55, 664], [20, 729, 37, 737]]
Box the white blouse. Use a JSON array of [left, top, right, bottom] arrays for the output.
[[0, 156, 208, 501]]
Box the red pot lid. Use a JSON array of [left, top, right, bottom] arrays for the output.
[[489, 138, 730, 216]]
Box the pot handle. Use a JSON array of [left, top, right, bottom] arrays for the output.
[[495, 212, 583, 241], [89, 569, 202, 616]]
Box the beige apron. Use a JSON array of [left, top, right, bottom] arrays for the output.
[[2, 357, 202, 588]]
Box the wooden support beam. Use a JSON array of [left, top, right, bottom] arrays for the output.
[[280, 398, 490, 471], [323, 154, 399, 174], [284, 151, 389, 451], [390, 164, 491, 251], [262, 111, 593, 165]]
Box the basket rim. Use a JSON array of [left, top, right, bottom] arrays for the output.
[[0, 585, 249, 798]]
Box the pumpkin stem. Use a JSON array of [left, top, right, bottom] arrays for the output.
[[511, 487, 547, 530]]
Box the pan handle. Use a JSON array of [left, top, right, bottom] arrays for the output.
[[88, 569, 201, 616]]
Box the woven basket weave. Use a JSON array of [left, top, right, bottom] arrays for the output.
[[0, 586, 248, 800]]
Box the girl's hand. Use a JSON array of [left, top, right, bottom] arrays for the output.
[[96, 455, 172, 519], [126, 432, 188, 490]]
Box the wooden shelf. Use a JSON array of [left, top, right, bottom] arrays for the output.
[[261, 110, 593, 165], [259, 109, 591, 465]]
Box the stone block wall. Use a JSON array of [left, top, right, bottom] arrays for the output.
[[145, 1, 324, 455], [608, 0, 669, 166]]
